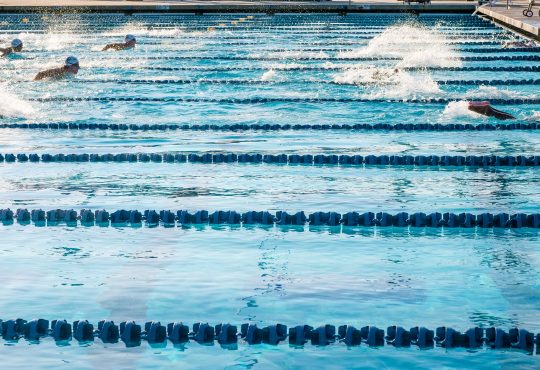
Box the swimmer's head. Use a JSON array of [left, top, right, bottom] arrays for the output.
[[11, 38, 23, 52], [64, 56, 80, 74], [125, 34, 136, 46]]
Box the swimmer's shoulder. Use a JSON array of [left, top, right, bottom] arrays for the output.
[[34, 67, 64, 80]]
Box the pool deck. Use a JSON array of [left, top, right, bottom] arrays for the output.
[[0, 0, 477, 14], [476, 1, 540, 40]]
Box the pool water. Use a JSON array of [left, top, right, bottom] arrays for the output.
[[0, 12, 538, 369]]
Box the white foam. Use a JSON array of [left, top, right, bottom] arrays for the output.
[[440, 101, 484, 120], [337, 23, 462, 68], [261, 69, 277, 81], [526, 111, 540, 121], [464, 85, 527, 100], [333, 66, 399, 85], [334, 67, 442, 100], [0, 87, 36, 118], [1, 31, 81, 51]]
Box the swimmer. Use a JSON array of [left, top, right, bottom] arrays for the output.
[[371, 68, 400, 81], [502, 39, 537, 48], [102, 34, 136, 51], [0, 39, 23, 57], [364, 68, 400, 83], [34, 56, 80, 81], [468, 101, 516, 120]]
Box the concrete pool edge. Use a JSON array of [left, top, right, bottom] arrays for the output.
[[476, 2, 540, 41]]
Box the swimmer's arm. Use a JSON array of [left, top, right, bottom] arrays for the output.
[[34, 71, 48, 80], [0, 48, 8, 56]]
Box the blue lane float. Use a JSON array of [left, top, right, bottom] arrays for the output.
[[1, 153, 539, 167], [1, 319, 538, 352], [28, 97, 540, 105], [1, 122, 539, 131], [0, 122, 540, 132], [68, 78, 540, 86], [43, 55, 540, 62], [1, 209, 539, 228], [110, 65, 540, 72]]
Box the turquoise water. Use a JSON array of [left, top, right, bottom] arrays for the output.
[[0, 12, 539, 369]]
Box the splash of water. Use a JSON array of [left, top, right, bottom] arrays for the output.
[[334, 66, 442, 100], [261, 69, 277, 81], [333, 66, 399, 85], [337, 23, 462, 68], [440, 101, 484, 120], [0, 87, 36, 118]]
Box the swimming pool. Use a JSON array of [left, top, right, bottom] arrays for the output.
[[0, 12, 539, 369]]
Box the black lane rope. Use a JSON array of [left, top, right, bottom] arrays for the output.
[[48, 65, 537, 73], [0, 319, 536, 351], [1, 153, 539, 167], [1, 122, 538, 131], [0, 209, 538, 228], [44, 55, 540, 61], [0, 21, 498, 29], [22, 45, 528, 52], [19, 64, 540, 74], [66, 78, 540, 86], [26, 97, 540, 105], [127, 66, 540, 72], [2, 22, 497, 29]]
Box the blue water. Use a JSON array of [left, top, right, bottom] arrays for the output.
[[0, 12, 539, 369]]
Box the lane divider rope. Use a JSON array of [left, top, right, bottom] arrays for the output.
[[27, 97, 540, 105], [68, 78, 540, 86], [0, 319, 537, 351], [12, 66, 540, 73], [1, 153, 539, 167], [56, 55, 540, 61], [25, 46, 531, 54], [2, 122, 538, 131], [1, 209, 539, 228]]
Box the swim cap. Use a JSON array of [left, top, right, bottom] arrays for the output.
[[11, 38, 22, 48], [65, 56, 79, 67], [125, 34, 136, 42]]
